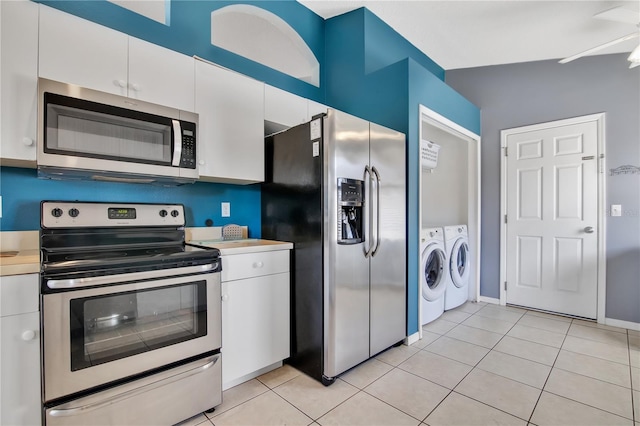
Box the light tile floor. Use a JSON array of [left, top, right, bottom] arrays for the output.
[[177, 302, 640, 426]]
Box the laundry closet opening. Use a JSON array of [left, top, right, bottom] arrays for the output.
[[418, 105, 481, 336]]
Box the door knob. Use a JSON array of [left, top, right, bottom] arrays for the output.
[[584, 226, 594, 234]]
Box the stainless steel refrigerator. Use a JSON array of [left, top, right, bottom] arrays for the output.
[[262, 108, 406, 385]]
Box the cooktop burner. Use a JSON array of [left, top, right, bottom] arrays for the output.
[[40, 201, 221, 278]]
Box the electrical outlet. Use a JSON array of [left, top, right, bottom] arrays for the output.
[[611, 204, 622, 217], [221, 202, 230, 218]]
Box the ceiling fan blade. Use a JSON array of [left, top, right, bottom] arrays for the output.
[[559, 32, 639, 64], [594, 6, 640, 25]]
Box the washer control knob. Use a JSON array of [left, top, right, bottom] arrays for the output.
[[68, 208, 79, 218], [159, 209, 168, 217], [171, 210, 180, 218], [51, 208, 63, 218]]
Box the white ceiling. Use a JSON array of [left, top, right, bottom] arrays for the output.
[[298, 0, 640, 70]]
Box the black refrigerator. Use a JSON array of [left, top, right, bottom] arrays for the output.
[[262, 108, 406, 385]]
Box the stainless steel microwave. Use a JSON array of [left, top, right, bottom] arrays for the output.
[[37, 78, 199, 185]]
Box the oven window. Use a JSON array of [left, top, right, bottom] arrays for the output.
[[69, 281, 207, 371]]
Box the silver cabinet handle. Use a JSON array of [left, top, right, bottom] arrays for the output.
[[584, 226, 594, 234]]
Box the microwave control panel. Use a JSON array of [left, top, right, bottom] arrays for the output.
[[180, 124, 197, 169]]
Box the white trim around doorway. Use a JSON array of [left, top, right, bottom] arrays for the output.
[[499, 113, 606, 323]]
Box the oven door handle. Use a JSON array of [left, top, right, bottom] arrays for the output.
[[48, 355, 220, 418], [46, 263, 217, 290]]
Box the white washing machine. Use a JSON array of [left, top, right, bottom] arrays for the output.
[[444, 225, 471, 310], [420, 227, 448, 324]]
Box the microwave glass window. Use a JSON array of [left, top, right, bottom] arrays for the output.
[[46, 103, 172, 164], [69, 282, 207, 371]]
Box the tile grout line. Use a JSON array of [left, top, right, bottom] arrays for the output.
[[526, 321, 570, 424], [627, 331, 636, 424], [419, 306, 528, 423]]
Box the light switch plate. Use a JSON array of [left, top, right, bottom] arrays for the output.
[[611, 204, 622, 217], [221, 202, 230, 218]]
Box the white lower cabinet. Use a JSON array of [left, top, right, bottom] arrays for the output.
[[221, 250, 290, 390], [0, 273, 41, 426]]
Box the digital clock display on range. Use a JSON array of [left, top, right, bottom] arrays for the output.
[[108, 207, 137, 219]]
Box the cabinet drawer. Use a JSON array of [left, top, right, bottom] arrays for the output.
[[0, 274, 39, 317], [221, 250, 289, 282]]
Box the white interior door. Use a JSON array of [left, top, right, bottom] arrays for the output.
[[504, 119, 599, 318]]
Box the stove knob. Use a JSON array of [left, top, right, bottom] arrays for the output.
[[159, 209, 168, 217], [171, 209, 180, 218], [51, 208, 63, 218], [69, 208, 79, 218]]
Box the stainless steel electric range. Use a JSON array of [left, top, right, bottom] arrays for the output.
[[40, 201, 222, 426]]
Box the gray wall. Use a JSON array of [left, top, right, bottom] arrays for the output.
[[446, 53, 640, 323]]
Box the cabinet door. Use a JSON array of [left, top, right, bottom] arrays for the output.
[[195, 61, 264, 184], [39, 4, 128, 95], [307, 100, 328, 121], [1, 312, 41, 426], [128, 37, 195, 112], [221, 272, 290, 388], [264, 84, 307, 128], [0, 274, 39, 317], [0, 0, 39, 165]]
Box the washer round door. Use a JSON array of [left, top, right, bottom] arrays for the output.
[[421, 243, 447, 301], [450, 239, 470, 288]]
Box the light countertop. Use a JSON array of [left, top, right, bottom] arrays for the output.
[[0, 250, 40, 276], [188, 239, 293, 255]]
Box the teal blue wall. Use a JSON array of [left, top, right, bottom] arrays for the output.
[[35, 0, 326, 102], [0, 167, 261, 233], [4, 1, 480, 338], [3, 0, 324, 234], [324, 8, 479, 336]]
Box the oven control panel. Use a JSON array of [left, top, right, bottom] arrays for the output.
[[41, 201, 185, 228]]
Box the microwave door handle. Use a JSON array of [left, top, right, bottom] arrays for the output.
[[171, 120, 182, 167]]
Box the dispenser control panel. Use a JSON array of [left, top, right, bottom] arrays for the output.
[[337, 178, 364, 244]]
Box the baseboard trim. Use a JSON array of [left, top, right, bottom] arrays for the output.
[[477, 296, 500, 305], [605, 317, 640, 331], [405, 332, 420, 346]]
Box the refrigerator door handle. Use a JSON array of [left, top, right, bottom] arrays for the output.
[[371, 166, 381, 256], [363, 166, 374, 258]]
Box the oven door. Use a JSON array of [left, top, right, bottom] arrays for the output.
[[42, 270, 221, 403]]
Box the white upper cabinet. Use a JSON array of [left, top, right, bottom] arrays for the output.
[[264, 84, 327, 131], [264, 84, 307, 127], [128, 37, 195, 112], [307, 99, 328, 121], [39, 5, 129, 96], [195, 60, 264, 184], [0, 0, 39, 166], [38, 5, 194, 111]]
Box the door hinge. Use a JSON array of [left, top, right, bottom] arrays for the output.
[[504, 147, 508, 156], [504, 281, 507, 291], [504, 214, 507, 224]]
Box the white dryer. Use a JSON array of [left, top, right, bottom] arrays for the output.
[[420, 227, 448, 324], [443, 225, 471, 310]]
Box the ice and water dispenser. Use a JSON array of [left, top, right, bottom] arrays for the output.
[[337, 178, 364, 244]]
